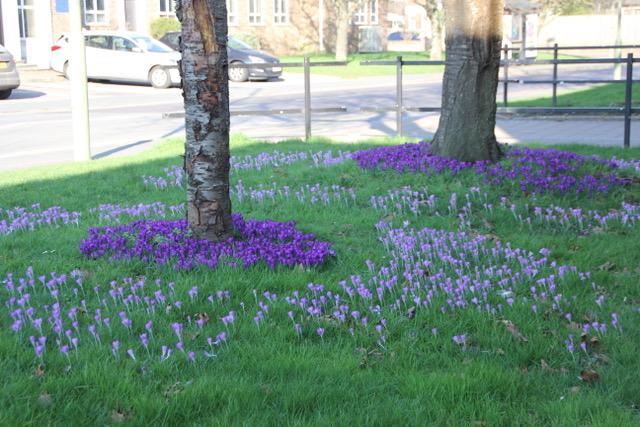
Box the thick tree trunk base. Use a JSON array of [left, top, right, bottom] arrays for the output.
[[430, 44, 504, 162], [178, 0, 233, 242], [431, 0, 504, 163]]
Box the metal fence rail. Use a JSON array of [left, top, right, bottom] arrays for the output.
[[361, 51, 639, 148], [164, 45, 639, 147]]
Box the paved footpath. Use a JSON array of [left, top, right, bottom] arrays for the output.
[[224, 112, 638, 148]]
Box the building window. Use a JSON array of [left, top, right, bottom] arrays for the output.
[[84, 0, 107, 24], [353, 2, 366, 24], [369, 0, 378, 24], [159, 0, 175, 16], [227, 0, 237, 25], [273, 0, 288, 24], [17, 0, 36, 38], [353, 0, 378, 25], [248, 0, 263, 24]]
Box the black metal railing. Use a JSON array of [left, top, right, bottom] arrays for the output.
[[164, 44, 639, 147], [361, 48, 639, 148]]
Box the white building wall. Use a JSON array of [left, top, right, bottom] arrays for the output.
[[30, 0, 54, 68], [1, 1, 21, 59], [538, 14, 640, 46]]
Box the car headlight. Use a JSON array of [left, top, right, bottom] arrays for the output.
[[247, 55, 266, 64]]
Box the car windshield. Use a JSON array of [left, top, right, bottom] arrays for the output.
[[227, 37, 253, 50], [132, 36, 172, 53]]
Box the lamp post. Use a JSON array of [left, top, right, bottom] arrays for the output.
[[68, 0, 91, 161]]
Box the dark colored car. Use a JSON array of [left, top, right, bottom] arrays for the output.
[[160, 32, 282, 82]]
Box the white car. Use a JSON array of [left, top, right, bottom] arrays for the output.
[[0, 44, 20, 99], [50, 31, 181, 88]]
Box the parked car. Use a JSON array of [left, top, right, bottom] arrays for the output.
[[160, 32, 282, 82], [50, 31, 181, 88], [0, 44, 20, 99]]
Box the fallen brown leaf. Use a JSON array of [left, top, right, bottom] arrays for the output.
[[34, 364, 45, 378], [541, 359, 558, 373], [597, 261, 615, 271], [500, 320, 528, 342], [195, 312, 210, 325], [37, 392, 53, 408], [579, 369, 600, 382], [593, 353, 611, 364], [406, 306, 416, 319], [110, 410, 126, 423]]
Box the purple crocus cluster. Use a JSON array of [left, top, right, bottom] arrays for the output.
[[232, 181, 357, 206], [274, 220, 621, 353], [351, 143, 633, 195], [351, 142, 478, 175], [142, 166, 185, 189], [370, 186, 640, 233], [4, 267, 234, 364], [90, 202, 185, 223], [79, 214, 335, 270], [0, 204, 81, 236], [141, 150, 350, 189]]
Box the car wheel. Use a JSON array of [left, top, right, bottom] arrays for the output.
[[0, 89, 12, 100], [228, 61, 249, 82], [149, 66, 172, 89]]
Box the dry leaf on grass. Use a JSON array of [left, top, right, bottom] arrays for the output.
[[597, 261, 615, 271], [110, 410, 127, 423], [37, 392, 53, 408], [579, 369, 600, 382], [34, 364, 45, 378], [500, 320, 528, 342], [406, 306, 416, 319]]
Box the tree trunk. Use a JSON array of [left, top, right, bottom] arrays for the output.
[[177, 0, 233, 241], [430, 0, 504, 162], [335, 0, 349, 61]]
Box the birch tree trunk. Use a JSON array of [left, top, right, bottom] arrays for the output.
[[335, 0, 350, 61], [430, 0, 504, 162], [177, 0, 233, 241]]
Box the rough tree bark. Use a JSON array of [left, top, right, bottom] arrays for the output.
[[176, 0, 233, 241], [335, 0, 350, 61], [430, 0, 504, 162]]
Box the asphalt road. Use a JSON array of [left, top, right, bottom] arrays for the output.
[[0, 64, 629, 172]]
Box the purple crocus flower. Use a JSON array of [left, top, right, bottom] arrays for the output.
[[111, 340, 120, 357]]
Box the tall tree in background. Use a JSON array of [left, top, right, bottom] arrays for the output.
[[176, 0, 233, 241], [430, 0, 504, 162], [333, 0, 352, 61], [416, 0, 446, 59]]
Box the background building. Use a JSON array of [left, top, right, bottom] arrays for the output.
[[1, 0, 640, 68]]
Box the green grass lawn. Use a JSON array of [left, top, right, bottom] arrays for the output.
[[510, 83, 640, 108], [281, 51, 443, 78], [1, 136, 639, 425]]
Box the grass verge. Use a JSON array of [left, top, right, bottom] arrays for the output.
[[0, 137, 639, 425]]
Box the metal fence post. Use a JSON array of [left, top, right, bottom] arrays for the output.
[[552, 43, 558, 107], [304, 56, 311, 142], [623, 53, 633, 148], [503, 45, 509, 107], [396, 56, 403, 137]]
